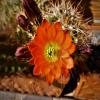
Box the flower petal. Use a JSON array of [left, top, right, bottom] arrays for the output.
[[46, 73, 54, 84], [51, 59, 62, 79], [28, 39, 35, 51], [37, 19, 51, 37], [62, 65, 69, 77], [41, 19, 51, 29], [36, 21, 50, 45], [52, 65, 61, 80], [54, 22, 62, 31], [33, 66, 41, 76], [46, 24, 56, 40], [55, 30, 64, 44], [29, 58, 34, 64], [61, 51, 70, 58], [34, 55, 44, 65], [67, 43, 76, 55], [40, 64, 51, 76], [64, 57, 74, 69], [62, 33, 72, 49]]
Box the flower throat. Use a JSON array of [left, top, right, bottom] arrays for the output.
[[44, 42, 60, 62]]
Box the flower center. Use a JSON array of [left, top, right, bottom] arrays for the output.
[[44, 42, 60, 62]]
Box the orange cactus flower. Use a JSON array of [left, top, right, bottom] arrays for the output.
[[28, 19, 76, 84]]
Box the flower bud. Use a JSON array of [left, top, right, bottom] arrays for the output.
[[17, 15, 29, 30], [23, 0, 42, 24], [15, 46, 31, 61]]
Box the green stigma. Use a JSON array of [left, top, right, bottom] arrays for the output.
[[44, 42, 60, 62]]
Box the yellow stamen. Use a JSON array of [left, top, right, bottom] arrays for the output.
[[44, 42, 60, 62]]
